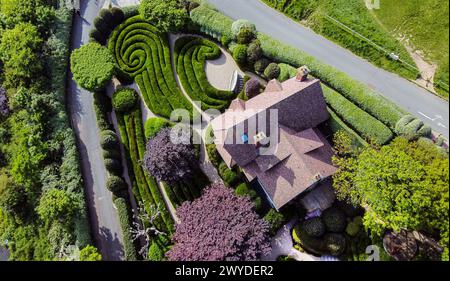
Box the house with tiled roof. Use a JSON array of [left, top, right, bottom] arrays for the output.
[[210, 68, 337, 210]]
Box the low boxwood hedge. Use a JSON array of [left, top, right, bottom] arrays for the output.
[[114, 198, 138, 260]]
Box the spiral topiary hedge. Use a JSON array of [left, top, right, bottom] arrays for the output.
[[108, 16, 192, 118], [395, 115, 432, 140], [174, 36, 237, 112]]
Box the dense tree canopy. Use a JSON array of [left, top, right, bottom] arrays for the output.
[[0, 0, 54, 33], [333, 137, 449, 260], [79, 245, 102, 261], [166, 183, 271, 261], [36, 188, 79, 223], [139, 0, 188, 33], [143, 127, 197, 183]]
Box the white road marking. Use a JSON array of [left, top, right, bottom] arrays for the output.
[[418, 111, 444, 122], [438, 122, 447, 129]]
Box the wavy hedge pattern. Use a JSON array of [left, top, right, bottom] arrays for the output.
[[109, 16, 192, 118], [116, 106, 174, 234], [174, 36, 237, 111]]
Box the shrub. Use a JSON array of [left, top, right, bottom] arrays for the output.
[[112, 88, 138, 113], [114, 198, 138, 260], [104, 158, 123, 175], [302, 217, 326, 237], [148, 240, 164, 261], [99, 9, 114, 27], [231, 19, 256, 38], [324, 233, 346, 256], [144, 117, 172, 139], [219, 162, 240, 186], [232, 44, 248, 66], [106, 175, 126, 193], [70, 42, 115, 92], [264, 63, 280, 80], [395, 115, 432, 140], [220, 35, 231, 48], [89, 28, 106, 45], [103, 149, 121, 160], [190, 5, 234, 40], [245, 78, 261, 99], [0, 87, 9, 117], [206, 144, 221, 168], [110, 7, 125, 26], [237, 27, 256, 44], [100, 132, 119, 150], [322, 207, 347, 233], [139, 0, 188, 33], [246, 41, 262, 65], [263, 209, 286, 236], [254, 58, 270, 73], [278, 63, 297, 82], [292, 224, 326, 255], [345, 220, 361, 237], [122, 5, 139, 19], [93, 17, 110, 36]]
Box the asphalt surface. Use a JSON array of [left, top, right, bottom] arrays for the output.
[[68, 0, 124, 260], [207, 0, 449, 137]]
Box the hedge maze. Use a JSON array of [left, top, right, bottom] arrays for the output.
[[174, 36, 237, 111], [109, 16, 192, 118]]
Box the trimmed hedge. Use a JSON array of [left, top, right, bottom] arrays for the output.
[[264, 62, 281, 80], [237, 27, 256, 44], [302, 217, 326, 238], [219, 161, 240, 187], [106, 175, 127, 194], [322, 207, 347, 233], [104, 158, 123, 175], [254, 58, 270, 73], [190, 5, 234, 40], [100, 132, 119, 149], [174, 36, 237, 112], [326, 107, 368, 147], [112, 87, 138, 113], [278, 63, 297, 82], [395, 115, 432, 140], [322, 87, 393, 145], [114, 197, 138, 261], [231, 19, 257, 38], [144, 117, 172, 140], [108, 16, 193, 118], [324, 233, 346, 256], [247, 41, 263, 65], [292, 224, 327, 256]]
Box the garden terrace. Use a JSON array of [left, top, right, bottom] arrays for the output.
[[115, 105, 174, 234], [174, 36, 237, 112], [109, 16, 192, 118]]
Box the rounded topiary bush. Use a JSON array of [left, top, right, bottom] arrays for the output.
[[232, 44, 248, 66], [254, 58, 270, 73], [264, 63, 281, 80], [245, 78, 261, 99], [246, 41, 262, 65], [302, 217, 326, 238], [103, 149, 121, 160], [111, 7, 125, 26], [106, 176, 127, 193], [89, 28, 106, 45], [99, 9, 114, 26], [237, 27, 255, 44], [322, 207, 347, 233], [231, 19, 256, 38], [220, 35, 231, 48], [94, 17, 110, 35], [345, 220, 361, 237], [104, 158, 123, 175], [112, 88, 138, 113], [70, 42, 115, 92], [395, 115, 432, 140], [324, 233, 346, 256], [100, 132, 119, 150]]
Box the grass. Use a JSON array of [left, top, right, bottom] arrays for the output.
[[109, 16, 193, 118], [261, 0, 419, 80], [372, 0, 449, 98], [174, 36, 237, 111]]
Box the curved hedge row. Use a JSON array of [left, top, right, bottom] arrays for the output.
[[174, 36, 237, 111], [109, 16, 192, 118]]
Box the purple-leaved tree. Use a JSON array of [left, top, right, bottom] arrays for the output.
[[166, 183, 271, 261], [143, 127, 197, 183]]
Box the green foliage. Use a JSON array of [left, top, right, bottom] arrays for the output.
[[114, 198, 138, 261], [220, 35, 231, 48], [231, 19, 256, 38], [254, 58, 270, 73], [139, 0, 188, 33], [327, 109, 368, 148], [219, 162, 240, 187], [112, 88, 138, 113], [302, 217, 326, 237], [263, 209, 286, 236], [190, 5, 234, 40], [237, 27, 256, 44], [322, 207, 347, 233], [333, 137, 449, 260], [144, 117, 172, 140], [324, 233, 346, 256], [232, 44, 248, 67], [292, 224, 326, 255], [0, 178, 27, 218], [79, 245, 102, 261], [322, 87, 393, 145], [70, 42, 115, 92], [395, 115, 432, 140], [106, 176, 127, 194], [206, 144, 221, 168], [278, 63, 297, 82], [246, 41, 263, 65], [346, 216, 363, 237], [108, 16, 192, 118], [100, 131, 119, 150], [0, 23, 43, 87], [36, 189, 78, 223], [148, 235, 171, 261], [0, 0, 55, 33], [174, 36, 237, 112], [264, 63, 281, 80], [104, 158, 123, 176]]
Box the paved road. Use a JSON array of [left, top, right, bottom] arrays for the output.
[[68, 0, 124, 260], [207, 0, 449, 137]]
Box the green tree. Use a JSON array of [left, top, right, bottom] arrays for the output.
[[79, 245, 102, 261], [0, 0, 55, 33], [36, 189, 78, 223], [0, 23, 44, 87], [139, 0, 188, 33], [333, 137, 449, 260]]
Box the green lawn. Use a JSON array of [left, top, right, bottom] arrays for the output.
[[372, 0, 449, 98]]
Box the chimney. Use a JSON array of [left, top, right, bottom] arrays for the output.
[[296, 65, 310, 82]]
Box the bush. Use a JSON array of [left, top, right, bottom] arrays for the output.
[[278, 63, 297, 82], [231, 19, 256, 38], [322, 207, 347, 233], [103, 149, 121, 160], [254, 58, 270, 73], [219, 162, 240, 186], [292, 224, 326, 255], [104, 158, 123, 175], [106, 176, 127, 194], [264, 209, 286, 236], [220, 35, 231, 48], [99, 9, 114, 28], [70, 42, 115, 92], [246, 41, 262, 65], [110, 7, 125, 26], [324, 233, 346, 256], [148, 240, 164, 261], [395, 115, 432, 140], [345, 220, 361, 237], [264, 63, 280, 80], [93, 17, 111, 36], [139, 0, 188, 33], [245, 78, 261, 99], [89, 28, 106, 45], [206, 144, 221, 168], [112, 88, 138, 113], [232, 44, 248, 67], [302, 217, 326, 237], [237, 27, 256, 44], [190, 5, 234, 40], [144, 117, 172, 139], [100, 132, 119, 150], [114, 198, 138, 260]]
